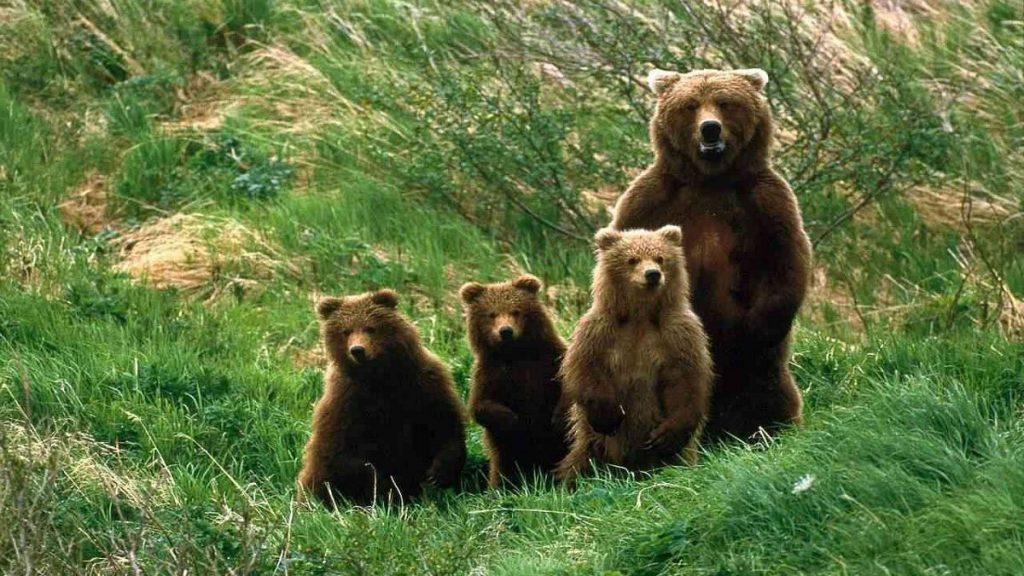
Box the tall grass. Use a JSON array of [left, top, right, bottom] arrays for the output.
[[1, 0, 1021, 574]]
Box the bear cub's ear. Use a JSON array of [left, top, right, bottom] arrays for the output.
[[512, 274, 542, 295], [657, 225, 683, 246], [315, 296, 344, 319], [734, 68, 769, 92], [647, 68, 681, 95], [459, 282, 486, 304], [595, 227, 622, 251], [370, 288, 399, 309]]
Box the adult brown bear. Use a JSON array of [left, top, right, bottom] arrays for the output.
[[611, 68, 812, 442]]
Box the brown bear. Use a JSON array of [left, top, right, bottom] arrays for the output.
[[556, 226, 713, 484], [611, 68, 812, 442], [460, 274, 570, 488], [297, 289, 467, 507]]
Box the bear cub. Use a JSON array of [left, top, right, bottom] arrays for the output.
[[557, 226, 713, 484], [612, 68, 812, 441], [461, 275, 570, 488], [298, 289, 466, 507]]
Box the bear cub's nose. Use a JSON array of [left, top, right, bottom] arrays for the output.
[[700, 120, 722, 143], [349, 345, 366, 360], [498, 325, 515, 342], [644, 268, 663, 286]]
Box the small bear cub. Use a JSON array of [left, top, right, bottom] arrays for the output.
[[460, 275, 570, 487], [557, 226, 713, 484], [298, 289, 466, 507]]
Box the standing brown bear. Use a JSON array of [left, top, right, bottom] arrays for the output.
[[298, 289, 466, 507], [460, 275, 570, 488], [557, 226, 713, 484], [611, 68, 812, 442]]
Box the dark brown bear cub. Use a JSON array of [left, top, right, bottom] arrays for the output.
[[557, 226, 713, 485], [298, 289, 466, 507], [612, 68, 812, 441], [460, 275, 570, 488]]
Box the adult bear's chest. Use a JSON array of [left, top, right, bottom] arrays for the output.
[[669, 187, 752, 328]]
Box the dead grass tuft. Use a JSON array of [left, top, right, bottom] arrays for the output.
[[579, 183, 620, 218], [236, 43, 401, 138], [58, 171, 116, 235], [909, 183, 1019, 229], [111, 214, 301, 301], [2, 422, 169, 511], [160, 71, 235, 134], [289, 343, 326, 370]]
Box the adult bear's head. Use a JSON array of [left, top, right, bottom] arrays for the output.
[[647, 68, 773, 177]]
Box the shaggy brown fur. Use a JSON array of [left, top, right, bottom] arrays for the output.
[[297, 289, 466, 507], [460, 275, 570, 488], [611, 68, 812, 442], [556, 226, 713, 484]]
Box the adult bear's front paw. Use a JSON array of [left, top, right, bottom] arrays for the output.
[[643, 421, 693, 456], [582, 395, 624, 435]]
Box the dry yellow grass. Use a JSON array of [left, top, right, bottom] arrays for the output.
[[910, 183, 1018, 229], [1, 422, 170, 512], [58, 172, 115, 235], [111, 213, 301, 300]]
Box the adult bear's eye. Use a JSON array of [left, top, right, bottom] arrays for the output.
[[684, 101, 698, 111], [364, 326, 376, 335], [628, 257, 640, 265], [654, 256, 664, 264]]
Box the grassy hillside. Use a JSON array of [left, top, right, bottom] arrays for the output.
[[1, 0, 1022, 574]]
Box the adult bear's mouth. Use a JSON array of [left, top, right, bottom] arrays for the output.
[[698, 141, 726, 161]]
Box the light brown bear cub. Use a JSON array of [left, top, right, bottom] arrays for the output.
[[298, 289, 466, 507], [461, 275, 570, 488], [557, 226, 713, 484], [612, 68, 812, 441]]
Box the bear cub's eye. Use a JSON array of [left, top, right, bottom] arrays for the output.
[[654, 256, 664, 264], [684, 101, 698, 111], [511, 310, 520, 317], [489, 312, 498, 319], [364, 326, 376, 335], [628, 257, 640, 265]]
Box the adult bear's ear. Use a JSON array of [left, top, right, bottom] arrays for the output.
[[648, 69, 681, 95], [734, 68, 769, 92], [315, 296, 344, 319], [459, 282, 485, 304], [595, 227, 622, 251], [370, 288, 399, 309], [512, 274, 542, 295], [658, 225, 683, 246]]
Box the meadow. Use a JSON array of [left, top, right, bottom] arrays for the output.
[[1, 0, 1022, 574]]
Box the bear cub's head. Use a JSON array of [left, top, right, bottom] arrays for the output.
[[647, 68, 771, 176], [316, 289, 418, 369], [460, 275, 555, 352], [593, 225, 688, 302]]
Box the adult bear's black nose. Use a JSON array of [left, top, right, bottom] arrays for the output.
[[700, 120, 722, 142], [644, 268, 662, 285], [498, 325, 515, 341], [349, 345, 366, 360]]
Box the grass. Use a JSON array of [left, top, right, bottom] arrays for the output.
[[1, 0, 1022, 574]]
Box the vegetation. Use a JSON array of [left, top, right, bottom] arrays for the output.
[[1, 0, 1021, 574]]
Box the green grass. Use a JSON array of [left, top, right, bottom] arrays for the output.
[[1, 0, 1022, 574]]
